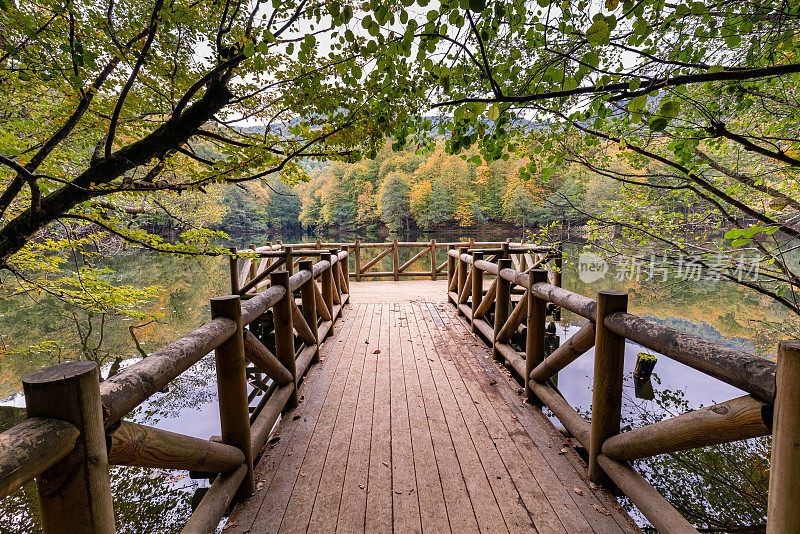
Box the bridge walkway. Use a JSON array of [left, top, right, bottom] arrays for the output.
[[225, 282, 639, 533]]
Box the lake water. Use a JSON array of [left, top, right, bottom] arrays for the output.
[[0, 233, 792, 532]]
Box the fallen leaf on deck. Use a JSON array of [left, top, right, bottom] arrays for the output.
[[559, 447, 568, 454], [592, 504, 610, 516], [382, 461, 389, 467], [373, 350, 381, 354], [300, 472, 306, 477], [257, 482, 264, 491], [573, 487, 583, 495], [489, 379, 497, 386], [589, 482, 598, 490]]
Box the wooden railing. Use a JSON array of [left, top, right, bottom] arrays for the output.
[[0, 251, 350, 534], [448, 249, 799, 534], [232, 238, 559, 282]]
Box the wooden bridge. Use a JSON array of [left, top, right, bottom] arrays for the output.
[[0, 241, 798, 534]]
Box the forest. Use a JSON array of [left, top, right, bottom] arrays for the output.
[[212, 141, 618, 237]]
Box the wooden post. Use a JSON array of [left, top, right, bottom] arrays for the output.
[[210, 295, 254, 501], [321, 252, 335, 332], [469, 237, 474, 250], [248, 244, 258, 282], [392, 239, 399, 281], [430, 239, 437, 280], [355, 239, 362, 282], [23, 361, 115, 534], [284, 245, 293, 276], [767, 340, 800, 534], [471, 252, 483, 332], [501, 241, 510, 260], [526, 269, 548, 403], [341, 245, 350, 294], [553, 242, 563, 321], [271, 271, 299, 408], [447, 245, 455, 287], [493, 259, 512, 362], [229, 247, 239, 294], [329, 248, 342, 312], [456, 247, 468, 314], [315, 238, 321, 249], [588, 290, 628, 482], [299, 260, 319, 363]]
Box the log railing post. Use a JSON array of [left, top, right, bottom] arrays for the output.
[[299, 260, 319, 363], [354, 239, 362, 282], [501, 241, 510, 260], [553, 242, 563, 321], [210, 295, 254, 501], [493, 258, 512, 362], [392, 239, 399, 281], [23, 361, 115, 534], [526, 269, 548, 403], [229, 247, 239, 294], [271, 271, 299, 408], [342, 245, 350, 293], [447, 245, 455, 287], [471, 252, 483, 331], [329, 248, 342, 312], [588, 290, 628, 482], [767, 340, 800, 534], [456, 247, 468, 314], [248, 244, 258, 282], [321, 252, 335, 332], [284, 245, 294, 276], [430, 239, 437, 280]]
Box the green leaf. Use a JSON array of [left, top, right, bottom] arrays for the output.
[[487, 104, 500, 121], [586, 19, 610, 45], [605, 0, 619, 10], [469, 0, 486, 12], [351, 65, 362, 79], [243, 41, 255, 57], [649, 117, 668, 131], [769, 198, 789, 211], [660, 99, 680, 119]]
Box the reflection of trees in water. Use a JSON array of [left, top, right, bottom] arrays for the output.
[[623, 380, 769, 533], [2, 467, 200, 533], [0, 357, 218, 532], [129, 355, 218, 426]]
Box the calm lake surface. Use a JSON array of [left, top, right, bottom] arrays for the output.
[[0, 231, 792, 532]]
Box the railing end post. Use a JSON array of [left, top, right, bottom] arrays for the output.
[[588, 289, 628, 483], [23, 361, 116, 534], [767, 340, 800, 534]]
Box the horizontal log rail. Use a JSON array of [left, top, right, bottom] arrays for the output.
[[446, 249, 797, 533], [239, 240, 556, 282], [0, 251, 351, 534]]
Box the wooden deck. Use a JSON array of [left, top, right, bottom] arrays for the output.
[[225, 283, 639, 533]]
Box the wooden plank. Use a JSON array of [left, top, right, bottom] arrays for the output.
[[336, 303, 381, 532], [414, 305, 511, 533], [442, 310, 598, 533], [366, 303, 393, 533], [227, 305, 363, 533], [396, 304, 451, 533], [428, 307, 537, 533], [406, 304, 481, 534], [444, 308, 640, 534], [388, 304, 422, 532], [276, 305, 371, 533], [306, 304, 374, 530]]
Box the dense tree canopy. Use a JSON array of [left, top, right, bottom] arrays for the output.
[[356, 0, 800, 315]]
